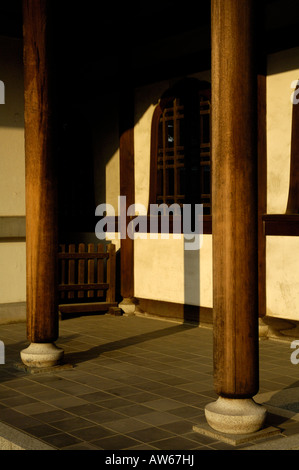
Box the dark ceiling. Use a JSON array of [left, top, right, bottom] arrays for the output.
[[1, 0, 299, 91]]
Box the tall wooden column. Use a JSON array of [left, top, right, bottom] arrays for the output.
[[21, 0, 63, 368], [205, 0, 266, 434], [118, 84, 136, 314], [286, 80, 299, 214]]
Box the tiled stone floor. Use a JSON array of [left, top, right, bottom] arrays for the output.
[[0, 313, 299, 450]]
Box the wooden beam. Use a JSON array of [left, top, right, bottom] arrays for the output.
[[59, 302, 118, 314], [263, 214, 299, 235]]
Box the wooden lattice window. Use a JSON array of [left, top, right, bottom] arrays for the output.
[[149, 81, 211, 216], [156, 98, 185, 207]]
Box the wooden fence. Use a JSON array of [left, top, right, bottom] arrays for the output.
[[58, 242, 117, 314]]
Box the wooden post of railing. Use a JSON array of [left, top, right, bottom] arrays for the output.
[[78, 243, 85, 299], [60, 244, 66, 301], [87, 243, 95, 298], [68, 244, 76, 300], [97, 243, 104, 298], [106, 244, 116, 303]]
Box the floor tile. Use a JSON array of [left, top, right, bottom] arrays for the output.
[[50, 416, 96, 432], [144, 398, 185, 411], [45, 396, 89, 408], [127, 426, 175, 443], [33, 409, 74, 423], [42, 432, 83, 449], [77, 390, 113, 402], [115, 403, 154, 417], [136, 411, 181, 426], [91, 434, 143, 450], [24, 423, 60, 438], [84, 409, 128, 424], [68, 424, 116, 441], [0, 408, 41, 428], [0, 314, 298, 451], [102, 416, 151, 433], [95, 397, 133, 409], [13, 402, 58, 415], [64, 403, 102, 415], [151, 435, 199, 450], [62, 442, 99, 450]]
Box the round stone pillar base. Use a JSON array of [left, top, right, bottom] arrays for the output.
[[205, 397, 266, 434], [119, 297, 137, 315], [20, 342, 64, 368]]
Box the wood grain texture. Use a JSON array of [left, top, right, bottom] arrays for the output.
[[58, 243, 116, 313], [119, 87, 135, 298], [257, 74, 267, 318], [286, 80, 299, 214], [211, 0, 259, 398], [263, 214, 299, 235], [23, 0, 58, 343]]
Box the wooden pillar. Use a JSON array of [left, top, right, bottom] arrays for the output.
[[118, 85, 136, 314], [286, 80, 299, 214], [21, 0, 63, 368], [204, 0, 266, 434], [257, 74, 267, 319], [256, 3, 267, 319]]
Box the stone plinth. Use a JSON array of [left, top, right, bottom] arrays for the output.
[[20, 342, 64, 368], [204, 397, 267, 435]]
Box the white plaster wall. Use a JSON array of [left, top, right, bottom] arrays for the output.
[[133, 72, 212, 308], [0, 127, 25, 216], [93, 93, 120, 214], [0, 37, 25, 215], [134, 72, 211, 211], [0, 36, 26, 305], [266, 237, 299, 320], [265, 48, 299, 321], [266, 47, 299, 213], [134, 81, 169, 210], [106, 149, 120, 213], [0, 243, 26, 304], [134, 234, 212, 307], [102, 50, 299, 319]]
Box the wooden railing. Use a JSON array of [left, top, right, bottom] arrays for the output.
[[58, 242, 117, 314]]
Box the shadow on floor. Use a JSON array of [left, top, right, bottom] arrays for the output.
[[59, 321, 199, 367]]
